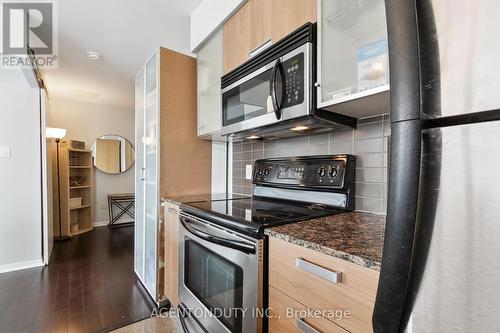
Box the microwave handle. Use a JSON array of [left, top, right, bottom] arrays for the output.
[[179, 216, 256, 255], [271, 58, 285, 120]]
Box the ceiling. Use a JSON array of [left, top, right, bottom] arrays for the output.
[[44, 0, 202, 109]]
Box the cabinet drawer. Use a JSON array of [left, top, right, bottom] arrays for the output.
[[269, 237, 379, 333], [269, 286, 348, 333], [164, 202, 180, 306]]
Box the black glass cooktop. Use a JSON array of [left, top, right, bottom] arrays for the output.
[[180, 197, 344, 238]]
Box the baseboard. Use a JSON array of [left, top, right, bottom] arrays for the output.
[[93, 218, 134, 227], [0, 259, 44, 274]]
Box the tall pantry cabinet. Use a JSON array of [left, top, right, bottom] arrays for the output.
[[134, 47, 212, 305]]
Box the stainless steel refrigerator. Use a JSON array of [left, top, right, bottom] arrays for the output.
[[373, 0, 500, 332]]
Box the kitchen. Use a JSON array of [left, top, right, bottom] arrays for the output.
[[133, 0, 500, 333], [1, 0, 499, 332]]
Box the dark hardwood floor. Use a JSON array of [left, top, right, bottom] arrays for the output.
[[0, 226, 154, 333]]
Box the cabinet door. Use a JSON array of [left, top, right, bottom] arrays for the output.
[[134, 68, 146, 285], [317, 0, 389, 111], [269, 237, 379, 333], [164, 202, 179, 306], [144, 53, 159, 300], [249, 0, 272, 55], [223, 0, 316, 74], [270, 0, 317, 43], [223, 0, 271, 74], [197, 29, 223, 137], [223, 1, 251, 73], [269, 287, 349, 333]]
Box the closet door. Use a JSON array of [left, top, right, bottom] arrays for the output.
[[143, 52, 159, 299], [134, 69, 146, 282]]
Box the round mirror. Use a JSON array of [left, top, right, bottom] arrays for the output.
[[91, 135, 135, 174]]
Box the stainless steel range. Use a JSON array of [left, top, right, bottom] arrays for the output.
[[177, 155, 355, 333]]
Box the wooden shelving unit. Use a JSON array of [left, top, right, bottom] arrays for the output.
[[52, 141, 94, 237]]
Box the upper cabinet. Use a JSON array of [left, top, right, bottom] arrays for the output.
[[223, 0, 316, 74], [270, 0, 317, 43], [317, 0, 389, 118], [197, 28, 224, 138]]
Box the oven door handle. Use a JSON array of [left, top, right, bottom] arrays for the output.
[[180, 216, 256, 255], [271, 58, 285, 120]]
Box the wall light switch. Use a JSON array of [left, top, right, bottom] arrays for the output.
[[0, 146, 10, 159], [245, 164, 252, 180]]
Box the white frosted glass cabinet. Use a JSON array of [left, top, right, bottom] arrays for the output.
[[135, 51, 160, 303], [134, 47, 212, 306], [317, 0, 389, 118], [197, 28, 224, 138]]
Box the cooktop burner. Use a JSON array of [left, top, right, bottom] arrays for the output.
[[181, 197, 343, 238]]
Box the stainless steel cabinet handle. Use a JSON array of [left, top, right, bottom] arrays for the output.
[[314, 82, 321, 87], [296, 318, 320, 333], [249, 38, 272, 58], [140, 167, 146, 181], [296, 258, 342, 284]]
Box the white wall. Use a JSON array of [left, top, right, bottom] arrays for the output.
[[190, 0, 246, 51], [0, 68, 43, 271], [47, 98, 135, 225], [211, 141, 227, 193]]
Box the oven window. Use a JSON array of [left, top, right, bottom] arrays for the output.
[[222, 69, 272, 126], [185, 238, 244, 333]]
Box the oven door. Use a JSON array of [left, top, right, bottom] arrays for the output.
[[221, 42, 312, 136], [178, 213, 262, 333]]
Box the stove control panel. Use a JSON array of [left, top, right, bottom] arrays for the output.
[[253, 155, 355, 190]]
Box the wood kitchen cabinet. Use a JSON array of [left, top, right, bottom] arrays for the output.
[[270, 0, 317, 43], [269, 287, 348, 333], [163, 201, 180, 306], [268, 237, 379, 333], [223, 0, 316, 74], [223, 1, 252, 74]]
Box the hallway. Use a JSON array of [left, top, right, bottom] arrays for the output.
[[0, 227, 154, 333]]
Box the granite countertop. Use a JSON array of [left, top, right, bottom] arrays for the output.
[[265, 212, 386, 271]]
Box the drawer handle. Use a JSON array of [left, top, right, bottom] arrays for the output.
[[296, 318, 320, 333], [296, 258, 342, 284], [249, 38, 272, 58]]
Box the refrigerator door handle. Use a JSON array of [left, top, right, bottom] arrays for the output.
[[372, 0, 423, 332]]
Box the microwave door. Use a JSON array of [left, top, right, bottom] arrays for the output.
[[223, 69, 274, 121], [221, 62, 282, 135], [239, 77, 269, 115], [220, 42, 312, 136]]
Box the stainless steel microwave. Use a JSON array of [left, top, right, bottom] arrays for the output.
[[221, 41, 312, 136], [220, 23, 357, 139]]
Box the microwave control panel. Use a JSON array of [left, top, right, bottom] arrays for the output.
[[253, 155, 355, 190], [281, 52, 304, 108]]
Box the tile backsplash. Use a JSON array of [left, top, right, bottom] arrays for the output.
[[232, 115, 390, 214]]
